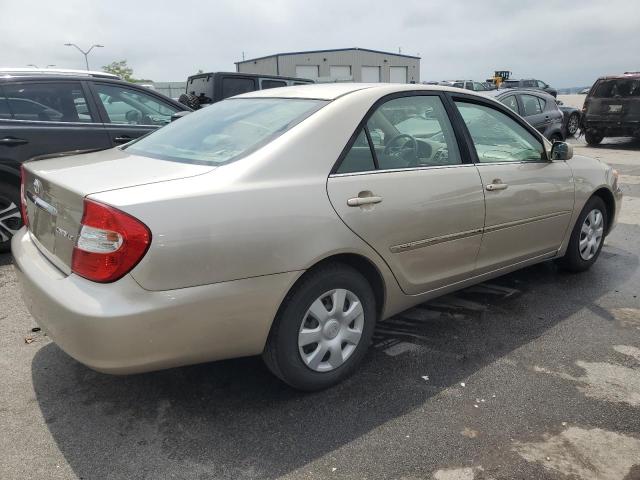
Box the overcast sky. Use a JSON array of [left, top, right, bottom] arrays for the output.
[[1, 0, 639, 87]]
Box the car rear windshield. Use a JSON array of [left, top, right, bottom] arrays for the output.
[[593, 79, 640, 98], [124, 98, 326, 165]]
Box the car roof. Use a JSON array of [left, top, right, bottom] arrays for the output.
[[0, 67, 119, 79], [596, 72, 640, 81], [237, 82, 477, 101], [484, 87, 554, 99]]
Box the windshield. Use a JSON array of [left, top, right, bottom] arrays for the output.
[[125, 98, 326, 165]]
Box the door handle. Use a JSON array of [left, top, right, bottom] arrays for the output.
[[347, 195, 383, 207], [486, 182, 508, 191], [0, 137, 28, 146], [113, 135, 133, 144]]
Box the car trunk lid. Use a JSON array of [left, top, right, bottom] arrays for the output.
[[22, 148, 213, 274]]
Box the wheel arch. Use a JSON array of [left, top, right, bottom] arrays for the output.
[[592, 187, 616, 235], [0, 165, 20, 190]]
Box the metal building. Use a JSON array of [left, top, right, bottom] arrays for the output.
[[235, 48, 420, 83]]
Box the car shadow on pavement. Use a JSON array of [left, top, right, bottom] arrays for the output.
[[31, 238, 639, 480], [0, 253, 13, 267]]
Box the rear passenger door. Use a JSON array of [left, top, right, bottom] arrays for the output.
[[327, 93, 486, 295], [0, 80, 110, 165], [90, 82, 182, 146], [519, 94, 547, 132]]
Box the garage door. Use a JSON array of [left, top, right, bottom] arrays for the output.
[[295, 65, 319, 80], [329, 65, 351, 80], [390, 66, 408, 83], [361, 66, 381, 83]]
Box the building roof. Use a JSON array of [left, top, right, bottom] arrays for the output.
[[236, 47, 420, 65]]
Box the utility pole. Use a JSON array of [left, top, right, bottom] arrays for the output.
[[64, 43, 104, 70]]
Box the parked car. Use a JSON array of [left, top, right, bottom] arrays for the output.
[[579, 87, 591, 95], [500, 79, 558, 97], [556, 100, 582, 137], [482, 89, 565, 141], [582, 72, 640, 145], [439, 80, 490, 91], [14, 83, 621, 391], [0, 68, 190, 251], [178, 71, 314, 109]]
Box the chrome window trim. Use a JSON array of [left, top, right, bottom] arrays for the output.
[[329, 163, 475, 178], [0, 118, 98, 126], [474, 160, 551, 166]]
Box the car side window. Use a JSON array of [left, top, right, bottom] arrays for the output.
[[261, 80, 287, 89], [455, 101, 545, 163], [473, 82, 486, 91], [336, 130, 375, 174], [521, 94, 543, 116], [537, 80, 547, 88], [221, 77, 256, 99], [3, 82, 93, 122], [502, 95, 519, 113], [94, 83, 179, 126], [336, 95, 462, 173]]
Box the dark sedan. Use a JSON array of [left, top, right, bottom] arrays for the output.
[[556, 100, 581, 137], [481, 89, 565, 141]]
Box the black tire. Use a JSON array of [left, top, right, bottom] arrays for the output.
[[263, 263, 376, 391], [567, 112, 580, 136], [178, 93, 201, 110], [557, 196, 607, 273], [0, 182, 22, 253], [585, 130, 603, 146]]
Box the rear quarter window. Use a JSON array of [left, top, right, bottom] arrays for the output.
[[593, 79, 640, 98]]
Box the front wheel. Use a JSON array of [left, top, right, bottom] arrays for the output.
[[557, 196, 607, 273], [263, 263, 376, 391], [0, 183, 22, 253]]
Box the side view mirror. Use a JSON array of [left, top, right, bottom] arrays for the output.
[[171, 111, 191, 122], [556, 100, 564, 106], [550, 141, 573, 161]]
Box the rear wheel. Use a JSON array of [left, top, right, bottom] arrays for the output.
[[557, 196, 607, 272], [263, 263, 376, 391], [585, 130, 603, 146], [0, 183, 22, 253], [567, 112, 580, 136]]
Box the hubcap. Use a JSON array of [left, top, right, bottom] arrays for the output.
[[579, 209, 604, 261], [568, 115, 579, 135], [0, 197, 22, 244], [298, 288, 365, 372]]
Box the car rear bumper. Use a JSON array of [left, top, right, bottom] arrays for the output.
[[12, 228, 300, 374], [584, 119, 640, 137]]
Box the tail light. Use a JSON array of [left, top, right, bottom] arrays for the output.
[[20, 165, 29, 227], [72, 199, 151, 283]]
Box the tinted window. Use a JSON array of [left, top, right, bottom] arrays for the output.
[[455, 101, 544, 163], [261, 80, 287, 89], [537, 80, 547, 88], [473, 82, 487, 91], [95, 84, 179, 126], [501, 95, 519, 113], [337, 130, 375, 174], [521, 94, 543, 116], [366, 95, 461, 169], [523, 80, 537, 88], [3, 82, 92, 122], [125, 98, 325, 165], [593, 79, 640, 98], [221, 77, 256, 99]]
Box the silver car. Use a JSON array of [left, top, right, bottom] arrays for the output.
[[13, 83, 622, 391]]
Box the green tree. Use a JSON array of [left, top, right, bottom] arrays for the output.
[[102, 60, 135, 82]]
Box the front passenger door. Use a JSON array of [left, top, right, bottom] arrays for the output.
[[91, 83, 182, 146], [453, 100, 574, 272]]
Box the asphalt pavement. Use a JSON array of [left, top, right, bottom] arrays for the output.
[[1, 136, 639, 480]]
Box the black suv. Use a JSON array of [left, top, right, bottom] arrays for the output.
[[582, 73, 640, 145], [0, 68, 189, 251], [500, 79, 557, 98], [179, 72, 314, 109]]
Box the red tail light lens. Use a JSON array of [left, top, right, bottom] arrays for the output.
[[20, 165, 29, 227], [72, 199, 151, 283]]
